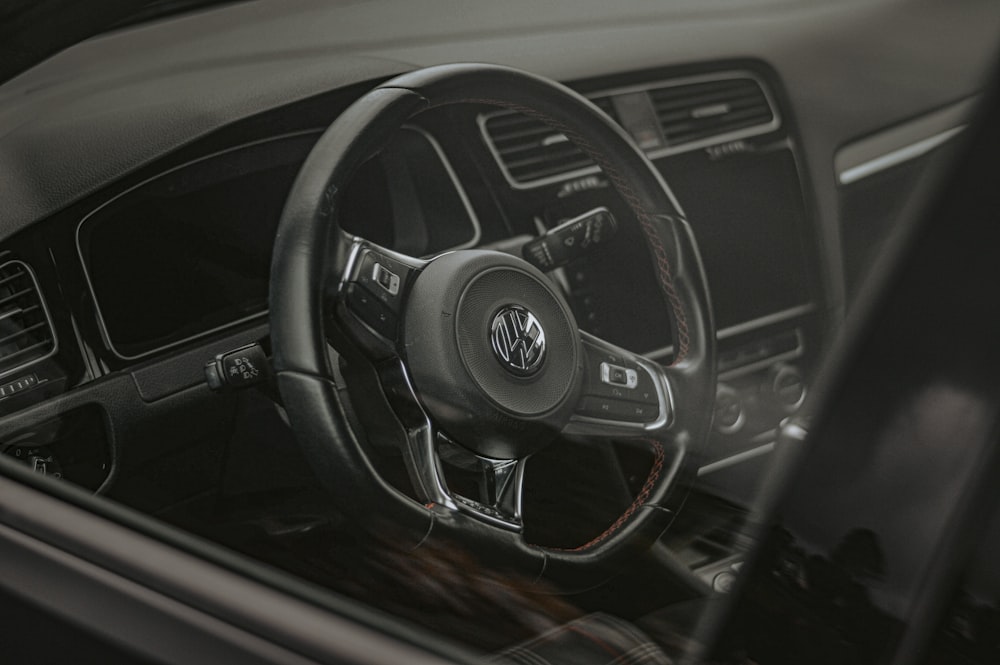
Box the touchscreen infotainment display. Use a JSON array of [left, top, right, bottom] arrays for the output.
[[555, 146, 815, 357], [665, 147, 814, 332]]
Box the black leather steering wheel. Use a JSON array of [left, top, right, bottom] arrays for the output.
[[269, 63, 716, 580]]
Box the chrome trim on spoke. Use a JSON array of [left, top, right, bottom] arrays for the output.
[[338, 237, 367, 294], [440, 443, 525, 531], [390, 360, 457, 511], [512, 459, 527, 524], [385, 360, 524, 531]]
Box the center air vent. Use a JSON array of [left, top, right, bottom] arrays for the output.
[[0, 261, 57, 377], [479, 72, 780, 189], [649, 76, 776, 148], [480, 96, 617, 187]]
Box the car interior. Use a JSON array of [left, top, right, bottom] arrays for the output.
[[1, 0, 999, 662]]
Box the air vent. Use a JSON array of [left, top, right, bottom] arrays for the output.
[[481, 74, 780, 188], [591, 96, 620, 124], [482, 112, 596, 187], [649, 77, 776, 148], [0, 261, 57, 377], [480, 95, 616, 187]]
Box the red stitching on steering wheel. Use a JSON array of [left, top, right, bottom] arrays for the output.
[[448, 97, 691, 364], [557, 439, 665, 552]]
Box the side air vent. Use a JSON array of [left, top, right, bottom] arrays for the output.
[[649, 76, 776, 148], [0, 261, 57, 377]]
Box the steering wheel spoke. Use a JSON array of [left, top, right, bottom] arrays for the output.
[[563, 332, 674, 438], [376, 358, 526, 531], [333, 235, 427, 354], [439, 439, 527, 531]]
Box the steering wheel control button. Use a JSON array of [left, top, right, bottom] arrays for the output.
[[489, 305, 546, 377], [633, 367, 659, 405], [351, 249, 412, 312], [601, 362, 638, 389], [522, 207, 618, 271], [582, 342, 659, 405], [345, 283, 398, 339], [205, 342, 269, 392], [577, 396, 658, 423], [372, 262, 400, 295]]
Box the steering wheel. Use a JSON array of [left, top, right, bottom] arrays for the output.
[[269, 64, 715, 580]]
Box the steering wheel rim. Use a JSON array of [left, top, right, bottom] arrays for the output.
[[269, 63, 716, 580]]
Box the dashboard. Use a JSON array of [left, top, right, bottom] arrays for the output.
[[0, 0, 996, 553], [0, 60, 822, 500]]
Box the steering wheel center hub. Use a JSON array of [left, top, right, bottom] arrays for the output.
[[402, 250, 583, 458]]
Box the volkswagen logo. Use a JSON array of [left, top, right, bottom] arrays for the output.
[[490, 305, 546, 376]]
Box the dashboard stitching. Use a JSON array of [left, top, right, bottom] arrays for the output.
[[442, 97, 691, 364]]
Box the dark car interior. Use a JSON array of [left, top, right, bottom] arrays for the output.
[[1, 0, 999, 661]]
